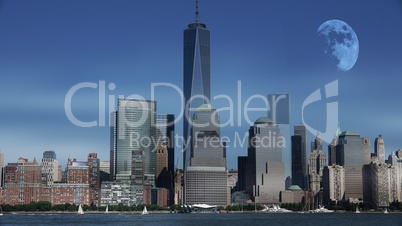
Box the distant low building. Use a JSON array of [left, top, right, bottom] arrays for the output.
[[174, 169, 183, 205], [184, 166, 228, 206], [280, 185, 305, 203], [100, 181, 143, 206], [3, 158, 42, 205], [67, 160, 89, 184], [143, 186, 169, 206], [0, 187, 3, 205], [51, 183, 91, 206]]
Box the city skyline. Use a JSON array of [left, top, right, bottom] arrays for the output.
[[0, 0, 402, 170]]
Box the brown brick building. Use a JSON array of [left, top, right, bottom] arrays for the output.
[[3, 158, 42, 205]]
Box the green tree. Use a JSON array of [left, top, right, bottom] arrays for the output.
[[37, 201, 52, 211]]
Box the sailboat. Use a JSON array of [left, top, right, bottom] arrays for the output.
[[141, 206, 148, 215], [355, 206, 360, 214], [384, 208, 388, 214], [77, 204, 84, 215], [105, 205, 109, 214]]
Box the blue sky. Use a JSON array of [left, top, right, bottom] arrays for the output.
[[0, 0, 401, 173]]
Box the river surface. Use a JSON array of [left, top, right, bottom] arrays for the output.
[[0, 212, 400, 225]]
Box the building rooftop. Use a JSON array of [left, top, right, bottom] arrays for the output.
[[186, 166, 226, 171], [339, 131, 360, 136], [336, 123, 342, 136], [254, 117, 273, 125], [196, 104, 214, 111], [287, 185, 303, 191]]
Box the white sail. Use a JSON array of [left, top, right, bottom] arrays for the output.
[[105, 206, 109, 214], [355, 206, 360, 213], [141, 206, 148, 215], [77, 204, 84, 215]]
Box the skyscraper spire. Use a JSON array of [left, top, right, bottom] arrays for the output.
[[195, 0, 199, 23]]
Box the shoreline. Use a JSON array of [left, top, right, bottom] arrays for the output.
[[2, 210, 401, 215]]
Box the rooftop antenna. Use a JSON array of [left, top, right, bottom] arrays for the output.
[[195, 0, 199, 23]]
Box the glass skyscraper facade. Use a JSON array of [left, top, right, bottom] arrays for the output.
[[292, 124, 308, 190], [336, 131, 367, 200], [110, 99, 156, 183], [183, 14, 211, 170], [245, 117, 285, 203]]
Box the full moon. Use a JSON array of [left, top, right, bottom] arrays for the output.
[[317, 19, 359, 71]]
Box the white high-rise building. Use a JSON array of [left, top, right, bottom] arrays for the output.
[[363, 162, 400, 208], [41, 150, 59, 186], [323, 165, 345, 204]]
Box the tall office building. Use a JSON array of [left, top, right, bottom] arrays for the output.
[[363, 162, 400, 208], [110, 99, 156, 183], [190, 105, 226, 168], [323, 164, 345, 204], [131, 150, 144, 186], [309, 133, 327, 176], [362, 137, 372, 165], [237, 156, 248, 191], [88, 153, 100, 206], [183, 0, 211, 170], [42, 150, 60, 186], [245, 117, 285, 204], [155, 144, 168, 183], [336, 131, 367, 201], [268, 93, 291, 178], [184, 104, 228, 206], [328, 124, 342, 165], [156, 114, 175, 175], [374, 135, 385, 163], [156, 114, 175, 205], [87, 153, 100, 188], [291, 124, 307, 190], [308, 133, 327, 195], [110, 111, 117, 181], [291, 135, 304, 190]]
